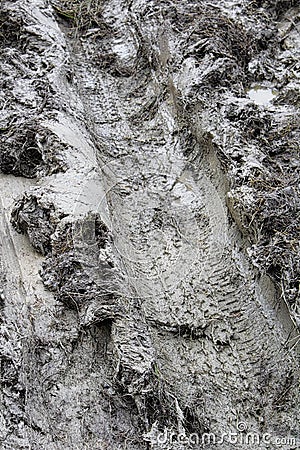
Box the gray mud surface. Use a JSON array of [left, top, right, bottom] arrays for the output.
[[0, 1, 299, 449]]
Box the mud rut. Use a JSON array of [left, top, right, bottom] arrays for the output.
[[0, 1, 299, 449], [64, 1, 298, 443]]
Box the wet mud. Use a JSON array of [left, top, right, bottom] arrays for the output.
[[0, 1, 299, 449]]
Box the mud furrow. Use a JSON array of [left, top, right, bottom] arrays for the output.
[[1, 0, 299, 448]]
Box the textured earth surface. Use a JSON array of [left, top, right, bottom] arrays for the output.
[[0, 1, 299, 449]]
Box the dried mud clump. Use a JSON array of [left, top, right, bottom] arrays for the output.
[[0, 124, 43, 178], [0, 5, 68, 179], [52, 0, 105, 30], [249, 185, 300, 311], [0, 122, 67, 178], [0, 10, 23, 50], [168, 4, 272, 90], [10, 203, 121, 325], [185, 13, 255, 68], [224, 97, 300, 317], [40, 215, 121, 316], [11, 196, 118, 312], [11, 193, 58, 255]]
